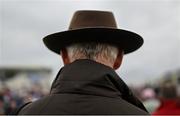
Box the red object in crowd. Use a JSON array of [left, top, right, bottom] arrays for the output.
[[152, 99, 180, 115]]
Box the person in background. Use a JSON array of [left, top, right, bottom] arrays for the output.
[[152, 81, 180, 115], [0, 92, 4, 114], [15, 10, 148, 115]]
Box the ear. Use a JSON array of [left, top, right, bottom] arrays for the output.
[[60, 48, 71, 65], [113, 50, 124, 70]]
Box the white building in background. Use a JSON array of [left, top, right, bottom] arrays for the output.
[[0, 66, 52, 93]]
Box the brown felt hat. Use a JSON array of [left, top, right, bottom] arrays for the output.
[[43, 10, 144, 55]]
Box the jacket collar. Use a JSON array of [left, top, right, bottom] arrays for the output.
[[50, 59, 147, 112], [50, 59, 132, 97]]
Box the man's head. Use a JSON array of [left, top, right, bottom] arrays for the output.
[[159, 82, 177, 99], [60, 43, 124, 70], [43, 10, 144, 66]]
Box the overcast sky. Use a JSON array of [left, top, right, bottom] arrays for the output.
[[0, 0, 180, 85]]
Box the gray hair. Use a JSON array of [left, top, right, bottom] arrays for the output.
[[66, 43, 119, 64]]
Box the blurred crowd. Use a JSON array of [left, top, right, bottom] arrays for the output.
[[0, 70, 180, 115], [131, 71, 180, 115], [0, 83, 48, 115]]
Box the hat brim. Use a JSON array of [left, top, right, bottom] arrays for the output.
[[43, 28, 143, 55]]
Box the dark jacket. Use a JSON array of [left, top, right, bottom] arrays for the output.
[[17, 59, 149, 115]]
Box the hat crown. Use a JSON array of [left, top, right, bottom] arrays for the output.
[[69, 10, 117, 30]]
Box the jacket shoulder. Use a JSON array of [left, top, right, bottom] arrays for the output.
[[17, 93, 149, 115], [18, 95, 51, 115], [12, 102, 32, 115]]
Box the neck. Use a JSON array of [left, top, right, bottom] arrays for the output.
[[95, 58, 113, 68], [69, 58, 113, 69]]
